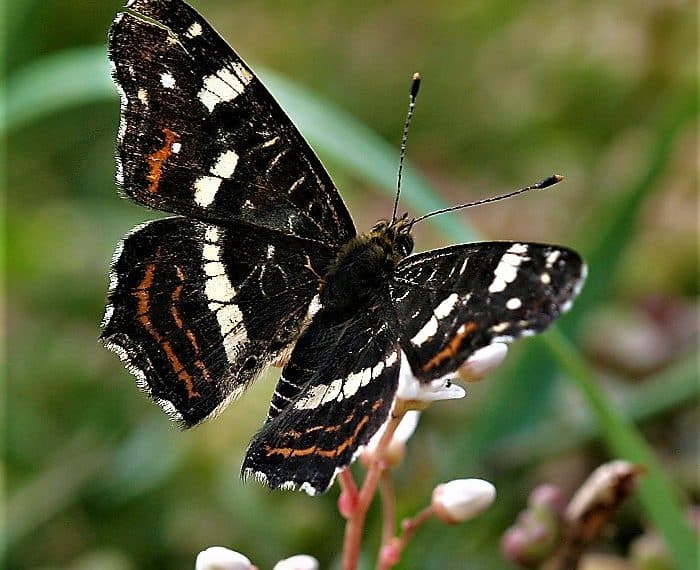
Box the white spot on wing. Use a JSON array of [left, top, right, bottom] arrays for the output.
[[137, 88, 149, 106], [171, 141, 181, 154], [488, 244, 529, 293], [160, 72, 176, 88], [210, 150, 239, 178], [506, 297, 522, 310], [198, 63, 253, 112], [459, 256, 469, 275], [194, 176, 222, 207], [204, 261, 225, 276], [411, 316, 439, 347], [434, 293, 459, 319], [187, 22, 203, 37], [205, 275, 235, 302], [546, 249, 561, 268]]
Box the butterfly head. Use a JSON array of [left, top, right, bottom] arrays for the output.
[[370, 213, 415, 259]]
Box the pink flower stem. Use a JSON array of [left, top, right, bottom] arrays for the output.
[[341, 407, 406, 570], [380, 505, 435, 567], [379, 472, 396, 547], [339, 469, 359, 496]]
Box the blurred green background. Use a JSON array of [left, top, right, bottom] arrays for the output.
[[4, 0, 698, 568]]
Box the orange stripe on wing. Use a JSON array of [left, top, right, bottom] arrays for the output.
[[422, 322, 478, 372], [133, 262, 200, 398], [264, 401, 383, 459], [146, 128, 179, 193]]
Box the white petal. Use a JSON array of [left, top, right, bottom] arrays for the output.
[[460, 343, 508, 380], [366, 410, 421, 453], [432, 478, 496, 524], [272, 554, 319, 570], [195, 547, 253, 570]]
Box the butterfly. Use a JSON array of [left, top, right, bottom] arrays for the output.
[[101, 0, 586, 495]]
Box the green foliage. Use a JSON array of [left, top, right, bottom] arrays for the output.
[[5, 1, 697, 568]]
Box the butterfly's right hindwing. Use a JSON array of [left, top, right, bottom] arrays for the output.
[[243, 307, 401, 495]]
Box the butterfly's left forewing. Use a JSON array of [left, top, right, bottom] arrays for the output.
[[111, 0, 355, 245], [391, 242, 586, 380]]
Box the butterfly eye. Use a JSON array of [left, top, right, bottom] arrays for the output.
[[395, 233, 414, 257]]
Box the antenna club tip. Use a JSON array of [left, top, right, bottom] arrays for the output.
[[540, 174, 564, 188], [410, 72, 421, 99]]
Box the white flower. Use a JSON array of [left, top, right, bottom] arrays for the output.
[[460, 343, 508, 381], [396, 352, 466, 403], [195, 547, 253, 570], [432, 478, 497, 524], [272, 554, 319, 570]]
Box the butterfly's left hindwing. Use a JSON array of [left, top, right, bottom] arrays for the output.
[[101, 217, 330, 426], [243, 307, 401, 495], [391, 242, 586, 380]]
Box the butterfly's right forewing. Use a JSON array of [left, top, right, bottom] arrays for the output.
[[391, 242, 586, 381]]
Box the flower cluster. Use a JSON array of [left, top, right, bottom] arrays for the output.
[[501, 461, 648, 568], [194, 346, 508, 569], [196, 547, 319, 570]]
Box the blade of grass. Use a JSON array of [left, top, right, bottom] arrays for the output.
[[545, 328, 697, 569], [489, 352, 699, 467]]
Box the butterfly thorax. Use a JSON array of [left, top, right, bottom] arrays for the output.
[[321, 217, 414, 313]]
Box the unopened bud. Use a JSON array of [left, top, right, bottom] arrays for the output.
[[501, 508, 561, 565], [272, 554, 319, 570], [195, 547, 253, 570], [459, 343, 508, 382], [529, 484, 566, 516], [432, 478, 496, 524]]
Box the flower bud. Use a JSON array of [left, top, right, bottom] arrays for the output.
[[272, 554, 319, 570], [431, 478, 496, 524], [195, 547, 253, 570], [501, 500, 562, 566], [529, 484, 566, 517], [459, 343, 508, 382]]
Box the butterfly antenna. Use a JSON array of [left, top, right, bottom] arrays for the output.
[[410, 174, 564, 226], [392, 72, 422, 223]]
